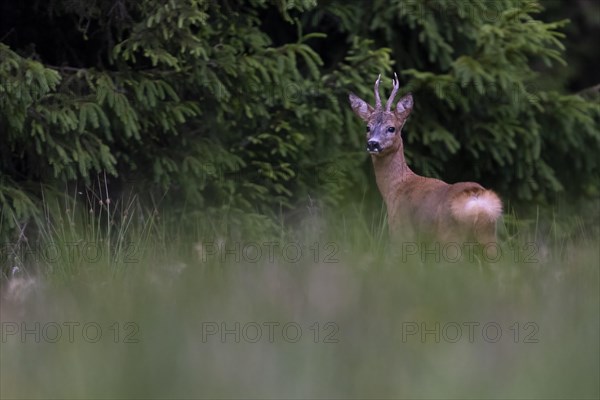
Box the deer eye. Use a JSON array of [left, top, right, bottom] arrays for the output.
[[366, 126, 370, 132], [387, 126, 395, 133]]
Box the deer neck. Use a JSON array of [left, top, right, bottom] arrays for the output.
[[371, 144, 413, 205]]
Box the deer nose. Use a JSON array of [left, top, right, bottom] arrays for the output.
[[367, 140, 381, 153]]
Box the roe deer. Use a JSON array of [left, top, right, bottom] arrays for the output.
[[349, 73, 502, 244]]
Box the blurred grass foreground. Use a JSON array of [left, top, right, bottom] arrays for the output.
[[1, 191, 598, 399]]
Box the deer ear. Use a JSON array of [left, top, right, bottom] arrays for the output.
[[349, 93, 373, 121], [395, 93, 413, 116]]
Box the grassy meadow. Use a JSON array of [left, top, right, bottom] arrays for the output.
[[1, 184, 598, 399]]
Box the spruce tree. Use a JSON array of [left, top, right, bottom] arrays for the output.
[[1, 0, 598, 241]]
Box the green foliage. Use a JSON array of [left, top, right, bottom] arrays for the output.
[[363, 0, 599, 200], [1, 0, 598, 241]]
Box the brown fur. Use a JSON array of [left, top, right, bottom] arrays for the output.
[[349, 75, 502, 244]]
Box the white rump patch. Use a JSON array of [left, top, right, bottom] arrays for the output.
[[451, 191, 502, 222]]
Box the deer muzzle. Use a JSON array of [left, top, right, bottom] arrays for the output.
[[367, 140, 382, 154]]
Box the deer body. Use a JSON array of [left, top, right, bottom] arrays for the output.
[[350, 74, 502, 244]]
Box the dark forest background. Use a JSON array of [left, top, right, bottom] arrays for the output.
[[1, 0, 599, 241]]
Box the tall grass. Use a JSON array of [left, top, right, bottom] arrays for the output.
[[1, 185, 598, 399]]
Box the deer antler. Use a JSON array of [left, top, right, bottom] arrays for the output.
[[374, 74, 382, 109], [385, 72, 400, 112]]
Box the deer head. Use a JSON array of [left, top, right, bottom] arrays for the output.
[[348, 73, 413, 156]]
